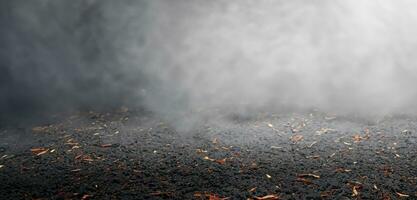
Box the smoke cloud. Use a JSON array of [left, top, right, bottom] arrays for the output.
[[2, 0, 417, 125]]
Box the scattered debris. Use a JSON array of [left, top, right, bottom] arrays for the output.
[[0, 165, 3, 169], [266, 174, 272, 179], [248, 187, 257, 192], [100, 144, 113, 148]]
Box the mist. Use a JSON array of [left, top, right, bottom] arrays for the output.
[[2, 0, 417, 126]]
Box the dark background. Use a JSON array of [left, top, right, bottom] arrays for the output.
[[0, 1, 148, 124]]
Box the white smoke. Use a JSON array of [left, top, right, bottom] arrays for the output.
[[124, 0, 417, 117], [3, 0, 417, 125]]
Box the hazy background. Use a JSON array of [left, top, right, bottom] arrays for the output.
[[2, 0, 417, 126]]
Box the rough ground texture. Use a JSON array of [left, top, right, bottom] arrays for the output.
[[0, 109, 416, 199]]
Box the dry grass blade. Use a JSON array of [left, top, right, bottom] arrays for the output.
[[396, 192, 409, 197], [298, 173, 320, 179], [254, 194, 279, 200], [30, 147, 49, 156]]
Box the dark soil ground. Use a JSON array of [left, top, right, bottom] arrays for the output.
[[0, 109, 416, 199]]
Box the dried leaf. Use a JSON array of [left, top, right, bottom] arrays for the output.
[[32, 126, 49, 133], [308, 141, 317, 148], [306, 155, 320, 159], [290, 135, 303, 142], [30, 148, 49, 156], [335, 168, 352, 173], [396, 192, 409, 197], [194, 192, 203, 197], [254, 194, 279, 200], [196, 149, 208, 154], [194, 192, 229, 200], [316, 128, 336, 135], [296, 177, 314, 185], [203, 156, 215, 162], [208, 193, 229, 200], [352, 186, 359, 197], [81, 194, 92, 200], [82, 155, 94, 162], [215, 158, 226, 165], [212, 138, 218, 144], [353, 134, 363, 142]]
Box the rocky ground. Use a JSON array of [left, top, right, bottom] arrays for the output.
[[0, 109, 416, 199]]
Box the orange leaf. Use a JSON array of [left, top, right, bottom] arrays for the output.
[[215, 158, 226, 165]]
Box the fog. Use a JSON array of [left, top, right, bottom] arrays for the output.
[[2, 0, 417, 125]]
